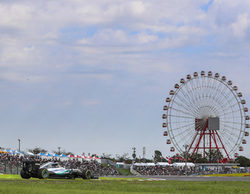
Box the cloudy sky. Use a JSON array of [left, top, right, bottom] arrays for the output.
[[0, 0, 250, 158]]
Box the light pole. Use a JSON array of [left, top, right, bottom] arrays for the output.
[[18, 139, 21, 152], [132, 147, 136, 164], [58, 147, 61, 155], [183, 144, 189, 176]]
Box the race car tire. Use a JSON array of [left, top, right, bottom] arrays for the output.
[[39, 169, 49, 179], [20, 169, 31, 179], [82, 170, 92, 179], [91, 175, 99, 179]]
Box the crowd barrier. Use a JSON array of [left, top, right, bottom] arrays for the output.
[[0, 162, 22, 174]]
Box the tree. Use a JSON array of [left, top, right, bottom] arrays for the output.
[[116, 153, 129, 162], [28, 147, 47, 154], [115, 153, 133, 164], [189, 153, 207, 163], [101, 153, 112, 159], [206, 150, 223, 163], [53, 149, 74, 155], [235, 156, 250, 167], [154, 150, 162, 162]]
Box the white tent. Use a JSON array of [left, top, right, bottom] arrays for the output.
[[172, 162, 195, 167], [134, 163, 146, 166], [26, 151, 34, 156], [145, 163, 155, 166], [134, 163, 155, 166], [156, 162, 170, 166]]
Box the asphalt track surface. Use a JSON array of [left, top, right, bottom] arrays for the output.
[[115, 175, 250, 181]]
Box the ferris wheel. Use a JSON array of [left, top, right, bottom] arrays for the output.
[[162, 71, 249, 159]]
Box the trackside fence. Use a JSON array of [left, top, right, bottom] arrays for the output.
[[0, 162, 22, 174]]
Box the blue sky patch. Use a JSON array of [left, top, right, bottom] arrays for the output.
[[60, 26, 98, 42], [201, 0, 213, 12]]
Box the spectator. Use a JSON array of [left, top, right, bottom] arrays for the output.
[[0, 152, 120, 176]]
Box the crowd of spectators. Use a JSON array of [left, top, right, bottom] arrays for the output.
[[2, 152, 248, 176], [0, 153, 120, 176], [133, 164, 249, 175], [133, 165, 195, 176]]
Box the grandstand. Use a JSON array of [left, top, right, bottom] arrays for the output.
[[0, 147, 119, 176]]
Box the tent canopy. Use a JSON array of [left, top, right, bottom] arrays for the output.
[[157, 162, 170, 166], [134, 163, 156, 166], [172, 162, 195, 167], [26, 152, 34, 155]]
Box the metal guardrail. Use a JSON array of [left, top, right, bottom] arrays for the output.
[[0, 162, 22, 174]]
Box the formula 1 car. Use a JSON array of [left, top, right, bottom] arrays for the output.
[[20, 161, 97, 179]]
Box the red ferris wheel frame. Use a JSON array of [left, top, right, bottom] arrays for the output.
[[187, 118, 230, 160]]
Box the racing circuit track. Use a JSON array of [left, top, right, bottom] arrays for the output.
[[114, 175, 250, 181]]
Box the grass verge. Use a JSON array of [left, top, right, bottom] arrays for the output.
[[0, 174, 249, 194], [116, 168, 132, 176], [202, 173, 250, 177]]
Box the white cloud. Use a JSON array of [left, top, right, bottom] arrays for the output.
[[130, 1, 145, 15], [0, 0, 250, 77], [137, 32, 158, 43], [0, 3, 32, 29], [231, 13, 250, 38]]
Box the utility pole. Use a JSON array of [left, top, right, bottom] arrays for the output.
[[143, 147, 146, 162], [18, 139, 21, 152]]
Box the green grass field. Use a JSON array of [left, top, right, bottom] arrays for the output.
[[0, 174, 249, 194], [202, 173, 250, 177]]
